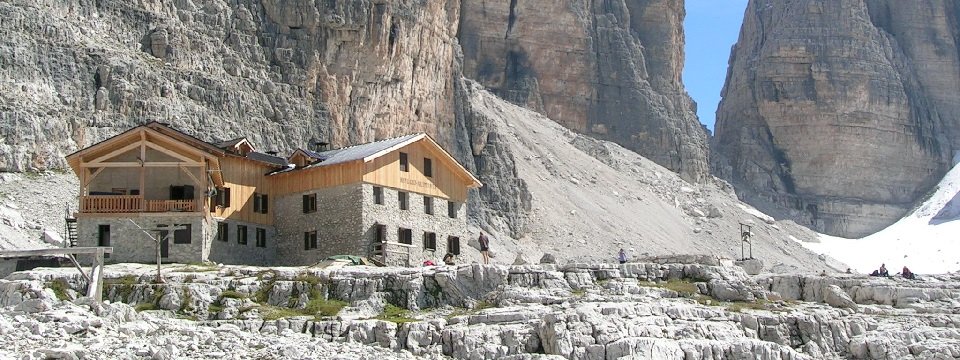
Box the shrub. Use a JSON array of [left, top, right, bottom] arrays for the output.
[[377, 304, 416, 323], [135, 302, 157, 311], [220, 290, 248, 299], [48, 279, 71, 301]]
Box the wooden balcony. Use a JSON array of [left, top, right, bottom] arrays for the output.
[[80, 195, 200, 213]]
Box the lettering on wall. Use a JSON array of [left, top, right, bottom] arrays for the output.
[[400, 177, 431, 189]]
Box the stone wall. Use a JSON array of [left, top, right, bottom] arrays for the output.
[[360, 183, 469, 266], [273, 184, 364, 266], [76, 214, 210, 264], [208, 218, 276, 266]]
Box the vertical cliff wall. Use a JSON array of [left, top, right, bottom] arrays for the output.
[[458, 0, 709, 183], [0, 0, 463, 170], [714, 0, 960, 237]]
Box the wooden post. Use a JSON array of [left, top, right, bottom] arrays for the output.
[[140, 131, 146, 211], [87, 248, 105, 302]]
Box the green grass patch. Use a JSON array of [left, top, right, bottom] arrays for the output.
[[472, 300, 496, 311], [304, 291, 347, 317], [571, 289, 586, 297], [376, 304, 416, 324], [221, 290, 248, 299], [48, 279, 71, 301], [104, 275, 139, 301], [135, 302, 157, 311], [254, 281, 275, 304], [262, 306, 306, 320], [294, 273, 322, 286], [208, 304, 224, 314], [726, 300, 770, 313]]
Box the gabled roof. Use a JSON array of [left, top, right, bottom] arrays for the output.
[[308, 134, 422, 168], [272, 133, 482, 188]]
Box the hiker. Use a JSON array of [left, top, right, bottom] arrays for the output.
[[902, 266, 916, 280], [618, 248, 627, 264], [879, 264, 889, 277], [478, 232, 490, 264], [443, 253, 456, 266]]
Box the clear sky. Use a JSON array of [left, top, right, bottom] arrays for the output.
[[683, 0, 748, 132]]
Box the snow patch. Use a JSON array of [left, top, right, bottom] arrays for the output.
[[802, 161, 960, 274]]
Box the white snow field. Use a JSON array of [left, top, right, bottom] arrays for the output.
[[803, 156, 960, 275]]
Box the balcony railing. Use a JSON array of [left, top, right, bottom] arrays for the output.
[[80, 195, 200, 213]]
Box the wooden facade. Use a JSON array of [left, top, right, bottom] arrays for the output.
[[66, 126, 222, 215], [212, 155, 277, 225], [362, 140, 472, 202]]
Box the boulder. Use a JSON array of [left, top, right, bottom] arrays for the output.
[[539, 254, 557, 264]]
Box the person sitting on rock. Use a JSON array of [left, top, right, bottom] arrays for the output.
[[879, 264, 889, 277], [901, 266, 916, 280]]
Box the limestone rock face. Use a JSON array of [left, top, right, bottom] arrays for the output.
[[714, 0, 960, 237], [0, 0, 462, 171], [458, 0, 709, 183]]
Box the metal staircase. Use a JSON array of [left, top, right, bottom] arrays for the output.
[[64, 205, 78, 247]]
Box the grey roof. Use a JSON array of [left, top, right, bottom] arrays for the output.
[[271, 134, 422, 175], [215, 138, 248, 149], [307, 134, 422, 168], [246, 151, 288, 167]]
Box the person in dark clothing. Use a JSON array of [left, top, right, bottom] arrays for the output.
[[478, 232, 490, 264], [879, 264, 889, 277], [618, 248, 627, 264], [443, 253, 455, 266], [901, 266, 916, 280]]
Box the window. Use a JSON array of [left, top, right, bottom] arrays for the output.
[[373, 186, 384, 205], [398, 191, 408, 210], [375, 224, 387, 242], [302, 193, 317, 213], [111, 188, 127, 195], [170, 185, 195, 200], [304, 231, 318, 250], [256, 228, 266, 248], [173, 224, 192, 244], [398, 228, 413, 245], [253, 193, 268, 214], [423, 232, 436, 251], [424, 196, 434, 215], [98, 225, 110, 258], [214, 187, 231, 207], [424, 158, 433, 177], [399, 152, 409, 172], [217, 222, 229, 242], [447, 236, 461, 255], [237, 225, 248, 245], [448, 201, 458, 218]]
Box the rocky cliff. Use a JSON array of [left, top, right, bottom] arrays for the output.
[[0, 0, 466, 170], [458, 0, 710, 183], [714, 0, 960, 237]]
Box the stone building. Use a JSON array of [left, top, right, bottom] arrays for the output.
[[65, 122, 481, 266]]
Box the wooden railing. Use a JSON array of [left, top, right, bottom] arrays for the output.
[[146, 199, 198, 212], [80, 196, 200, 213], [81, 195, 143, 213]]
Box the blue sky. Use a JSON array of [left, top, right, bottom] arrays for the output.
[[683, 0, 748, 132]]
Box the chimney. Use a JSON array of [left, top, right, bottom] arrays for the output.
[[311, 139, 330, 152]]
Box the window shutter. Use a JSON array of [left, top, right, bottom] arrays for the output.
[[224, 188, 231, 207]]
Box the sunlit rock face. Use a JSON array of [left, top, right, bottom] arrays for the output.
[[458, 0, 710, 184], [714, 0, 960, 237]]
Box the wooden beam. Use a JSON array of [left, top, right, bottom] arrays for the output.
[[83, 167, 105, 187], [140, 131, 146, 201], [179, 165, 202, 186], [80, 162, 203, 168], [0, 247, 114, 258], [85, 141, 142, 166], [144, 140, 200, 163]]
